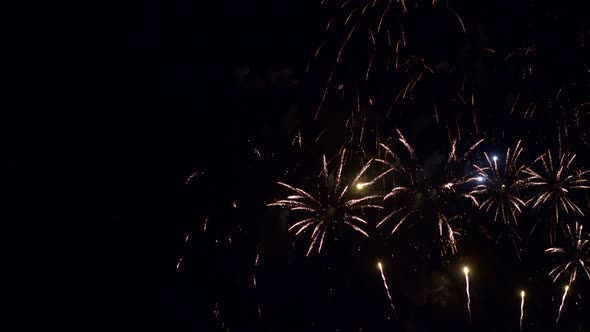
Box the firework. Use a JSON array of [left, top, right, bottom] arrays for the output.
[[463, 266, 471, 322], [176, 256, 183, 270], [312, 0, 407, 95], [253, 251, 262, 319], [377, 261, 396, 314], [470, 141, 529, 226], [374, 130, 483, 256], [523, 150, 590, 242], [253, 251, 260, 287], [268, 149, 382, 255], [556, 285, 569, 324], [546, 222, 590, 286], [311, 0, 470, 121], [520, 290, 525, 331]]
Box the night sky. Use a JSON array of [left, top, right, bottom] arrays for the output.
[[6, 0, 590, 331]]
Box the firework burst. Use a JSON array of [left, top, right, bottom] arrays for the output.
[[373, 130, 482, 256], [268, 148, 382, 255], [469, 141, 529, 226], [523, 150, 590, 242], [546, 222, 590, 286]]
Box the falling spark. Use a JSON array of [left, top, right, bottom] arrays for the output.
[[186, 171, 204, 184], [176, 257, 183, 270], [556, 285, 569, 324], [253, 252, 260, 287], [520, 290, 525, 331], [253, 251, 262, 319], [378, 262, 395, 313], [463, 266, 472, 322]]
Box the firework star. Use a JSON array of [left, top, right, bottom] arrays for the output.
[[546, 222, 590, 286], [268, 148, 382, 256], [372, 130, 483, 256], [524, 150, 590, 242], [470, 140, 529, 226]]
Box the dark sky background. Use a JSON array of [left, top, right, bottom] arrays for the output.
[[5, 0, 590, 331]]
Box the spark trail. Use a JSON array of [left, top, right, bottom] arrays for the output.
[[520, 290, 525, 331], [378, 262, 396, 314], [463, 266, 471, 322], [556, 285, 569, 324]]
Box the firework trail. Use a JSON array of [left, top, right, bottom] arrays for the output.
[[523, 150, 590, 242], [268, 148, 382, 255], [546, 222, 590, 286], [470, 140, 529, 226], [463, 266, 471, 322], [311, 0, 469, 120], [176, 231, 193, 270], [520, 290, 525, 331], [253, 251, 262, 319], [374, 131, 483, 256], [176, 257, 183, 270], [556, 285, 569, 324], [185, 171, 204, 184], [253, 251, 260, 287], [377, 262, 395, 314]]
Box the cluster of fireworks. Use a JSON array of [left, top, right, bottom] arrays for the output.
[[267, 129, 590, 327], [263, 0, 590, 328], [270, 133, 590, 255], [177, 0, 589, 329]]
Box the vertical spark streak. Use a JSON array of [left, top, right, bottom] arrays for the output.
[[556, 285, 569, 324], [176, 257, 183, 270], [463, 266, 472, 322], [378, 262, 395, 313], [253, 252, 261, 319], [520, 290, 525, 331]]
